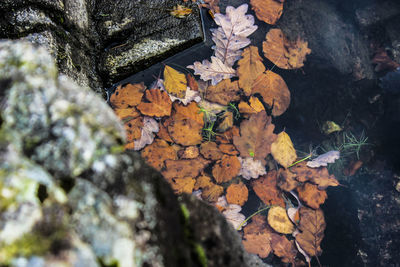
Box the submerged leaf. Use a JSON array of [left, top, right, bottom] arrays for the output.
[[252, 171, 285, 207]]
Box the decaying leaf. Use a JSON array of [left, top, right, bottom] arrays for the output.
[[162, 157, 209, 180], [187, 56, 236, 86], [252, 171, 285, 207], [295, 207, 326, 257], [251, 70, 290, 116], [187, 74, 199, 91], [164, 65, 187, 98], [222, 204, 247, 230], [270, 234, 297, 264], [263, 28, 311, 69], [226, 182, 249, 206], [124, 117, 143, 150], [238, 157, 266, 180], [212, 155, 241, 183], [137, 89, 172, 117], [250, 0, 284, 25], [244, 214, 269, 235], [157, 119, 174, 142], [290, 162, 339, 189], [321, 121, 342, 135], [242, 232, 272, 258], [205, 79, 241, 105], [297, 183, 327, 209], [271, 131, 297, 168], [267, 206, 295, 234], [133, 117, 159, 150], [277, 168, 299, 192], [216, 111, 234, 132], [178, 146, 199, 159], [170, 177, 196, 194], [233, 111, 277, 162], [114, 107, 141, 120], [216, 126, 240, 144], [170, 4, 192, 18], [110, 83, 145, 108], [306, 150, 340, 168], [238, 96, 265, 115], [194, 175, 224, 202], [141, 139, 178, 171], [237, 46, 266, 96], [169, 87, 201, 106], [218, 144, 239, 155], [200, 142, 224, 160]]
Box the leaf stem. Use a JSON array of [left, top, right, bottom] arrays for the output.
[[236, 206, 270, 230], [288, 154, 312, 168]]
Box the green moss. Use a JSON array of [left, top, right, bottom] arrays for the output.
[[194, 243, 208, 267], [180, 203, 190, 222], [110, 145, 124, 154]]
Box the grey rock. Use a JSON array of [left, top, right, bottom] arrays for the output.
[[355, 1, 400, 27]]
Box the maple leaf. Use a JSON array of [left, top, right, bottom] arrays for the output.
[[238, 157, 266, 180], [252, 171, 285, 207], [205, 79, 241, 105], [212, 154, 241, 183], [110, 83, 145, 108], [137, 89, 172, 117], [237, 46, 266, 96], [267, 206, 295, 234], [141, 139, 178, 171], [226, 182, 248, 206], [187, 56, 236, 86], [252, 70, 291, 116], [233, 111, 277, 162], [250, 0, 284, 25], [271, 131, 297, 168], [133, 117, 159, 150], [164, 65, 187, 98]]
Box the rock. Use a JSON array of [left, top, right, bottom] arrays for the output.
[[0, 40, 268, 267], [355, 1, 400, 27]]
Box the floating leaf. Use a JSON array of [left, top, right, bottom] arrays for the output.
[[267, 206, 294, 234], [187, 56, 236, 85], [216, 111, 233, 132], [200, 142, 224, 160], [110, 83, 145, 108], [242, 232, 272, 258], [162, 157, 209, 180], [114, 107, 141, 120], [250, 0, 284, 25], [205, 79, 241, 105], [186, 74, 199, 91], [290, 162, 339, 189], [243, 214, 268, 235], [218, 144, 239, 156], [194, 175, 224, 202], [238, 157, 266, 180], [297, 183, 327, 209], [212, 155, 241, 183], [124, 117, 143, 150], [306, 150, 340, 168], [169, 87, 201, 106], [252, 70, 290, 116], [252, 171, 285, 207], [295, 207, 326, 257], [222, 204, 247, 230], [271, 131, 297, 168], [233, 111, 277, 162], [277, 168, 299, 192], [141, 139, 178, 171], [270, 234, 297, 264], [170, 177, 196, 194], [237, 46, 266, 96], [216, 126, 240, 144], [157, 119, 173, 142], [133, 117, 159, 150], [238, 96, 265, 115], [226, 182, 248, 206], [137, 89, 172, 117], [164, 65, 187, 98]]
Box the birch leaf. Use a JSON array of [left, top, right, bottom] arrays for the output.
[[164, 65, 187, 98], [271, 131, 297, 168]]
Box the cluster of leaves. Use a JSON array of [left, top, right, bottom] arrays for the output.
[[109, 2, 336, 266]]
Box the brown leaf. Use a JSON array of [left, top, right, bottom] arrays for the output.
[[216, 111, 233, 132], [141, 139, 178, 171], [226, 182, 249, 206], [205, 79, 241, 105], [200, 142, 224, 160], [194, 175, 224, 202], [252, 70, 290, 116], [114, 107, 141, 120], [271, 131, 297, 168], [243, 214, 268, 235], [157, 119, 174, 142], [218, 144, 239, 155], [290, 162, 339, 189], [110, 83, 145, 108], [372, 47, 400, 72], [250, 0, 284, 25], [170, 177, 196, 194], [164, 65, 187, 98], [252, 171, 285, 207], [233, 111, 277, 162], [178, 146, 199, 159], [162, 157, 209, 180], [238, 96, 265, 115], [277, 168, 299, 192], [262, 28, 311, 69], [237, 46, 266, 96], [187, 74, 199, 91], [270, 234, 297, 264], [242, 232, 272, 258], [124, 117, 143, 149], [212, 155, 241, 183], [215, 126, 240, 144], [267, 206, 295, 234], [297, 183, 327, 209], [295, 207, 326, 257], [137, 89, 172, 117]]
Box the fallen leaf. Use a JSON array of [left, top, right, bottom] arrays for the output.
[[233, 111, 277, 162], [252, 171, 285, 207], [290, 162, 339, 189], [263, 28, 311, 69], [124, 117, 143, 149], [321, 121, 342, 135], [222, 204, 247, 230], [157, 119, 174, 142], [212, 155, 241, 183], [137, 89, 172, 117], [238, 157, 266, 180], [170, 4, 192, 18], [164, 65, 187, 98], [237, 46, 266, 95], [372, 47, 400, 72], [178, 146, 199, 159], [205, 79, 241, 105], [306, 150, 340, 168], [194, 175, 224, 202], [187, 74, 199, 91], [114, 107, 141, 120], [168, 87, 201, 106], [252, 70, 290, 116], [110, 83, 145, 108], [216, 111, 234, 132], [200, 0, 220, 14], [267, 206, 294, 234], [141, 139, 178, 171], [271, 131, 297, 168], [215, 126, 240, 144], [242, 232, 272, 258], [243, 214, 268, 235], [162, 157, 209, 180], [133, 117, 159, 150], [250, 0, 284, 25], [226, 182, 249, 206], [238, 96, 265, 115], [187, 56, 236, 86], [295, 207, 326, 257], [270, 234, 297, 264], [277, 168, 299, 191], [297, 183, 327, 209], [170, 177, 196, 194], [200, 142, 224, 160], [218, 144, 239, 155]]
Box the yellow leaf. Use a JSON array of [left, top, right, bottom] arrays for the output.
[[164, 65, 187, 98], [271, 131, 297, 168], [267, 206, 295, 234]]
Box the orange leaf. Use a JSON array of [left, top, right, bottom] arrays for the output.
[[162, 157, 209, 180], [233, 111, 277, 162], [290, 162, 339, 189], [226, 182, 248, 206], [178, 146, 199, 159], [216, 111, 234, 132], [295, 207, 326, 257], [252, 171, 285, 207], [205, 79, 241, 105], [157, 119, 174, 142], [297, 182, 327, 209], [252, 70, 290, 116], [250, 0, 284, 25], [215, 126, 240, 144], [270, 234, 297, 264], [218, 144, 239, 155], [114, 107, 141, 120], [200, 142, 224, 160], [238, 96, 264, 115], [164, 65, 187, 98], [186, 74, 199, 91], [141, 139, 178, 171], [212, 155, 241, 183], [194, 175, 224, 202], [262, 28, 311, 70], [242, 232, 272, 258], [124, 117, 143, 148], [110, 83, 145, 108], [137, 89, 172, 117], [237, 46, 266, 96], [170, 177, 196, 194]]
